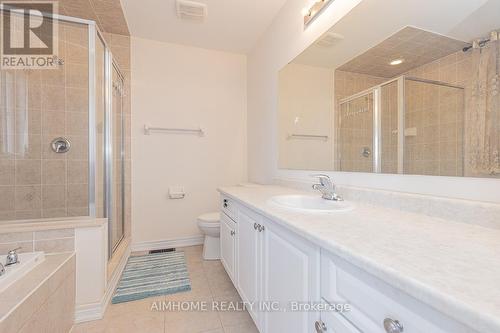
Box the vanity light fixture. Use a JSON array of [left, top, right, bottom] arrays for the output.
[[303, 0, 333, 28], [389, 58, 405, 66]]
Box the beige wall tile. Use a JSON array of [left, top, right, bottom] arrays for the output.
[[35, 228, 74, 240], [34, 238, 74, 253], [42, 185, 66, 209], [0, 160, 15, 185], [67, 183, 88, 207], [42, 67, 66, 86], [66, 135, 88, 160], [15, 135, 42, 159], [16, 108, 41, 135], [67, 206, 88, 216], [0, 241, 34, 254], [0, 231, 33, 243], [67, 160, 88, 184], [66, 63, 88, 88], [66, 112, 88, 135], [41, 111, 66, 135], [15, 210, 42, 220], [41, 86, 65, 111], [15, 185, 41, 211], [42, 160, 67, 185], [42, 208, 68, 218], [0, 274, 49, 333], [65, 43, 88, 65], [66, 87, 88, 112]]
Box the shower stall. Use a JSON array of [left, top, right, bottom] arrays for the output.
[[0, 12, 125, 256], [337, 75, 465, 176]]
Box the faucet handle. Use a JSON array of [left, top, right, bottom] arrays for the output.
[[310, 174, 333, 187], [5, 247, 21, 266], [310, 174, 330, 179], [8, 247, 21, 255]]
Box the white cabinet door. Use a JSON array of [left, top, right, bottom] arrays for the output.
[[261, 219, 321, 333], [220, 213, 235, 283], [237, 208, 261, 325]]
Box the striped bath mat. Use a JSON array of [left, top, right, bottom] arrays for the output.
[[112, 251, 191, 304]]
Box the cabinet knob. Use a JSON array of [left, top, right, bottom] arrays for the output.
[[383, 318, 404, 333], [315, 320, 326, 332], [230, 230, 235, 236]]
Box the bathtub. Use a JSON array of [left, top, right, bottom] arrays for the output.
[[0, 252, 45, 293]]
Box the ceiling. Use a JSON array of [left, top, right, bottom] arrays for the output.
[[293, 0, 499, 70], [120, 0, 288, 54], [337, 27, 468, 78]]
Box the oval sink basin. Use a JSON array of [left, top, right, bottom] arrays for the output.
[[269, 195, 353, 213]]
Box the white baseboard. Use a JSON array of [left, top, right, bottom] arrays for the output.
[[131, 235, 204, 252], [74, 242, 131, 323]]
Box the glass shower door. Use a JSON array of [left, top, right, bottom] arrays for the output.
[[337, 92, 374, 172]]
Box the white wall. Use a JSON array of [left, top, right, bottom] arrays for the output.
[[131, 37, 247, 245], [278, 63, 334, 171], [247, 0, 500, 203]]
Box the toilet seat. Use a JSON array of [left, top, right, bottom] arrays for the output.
[[197, 212, 220, 224]]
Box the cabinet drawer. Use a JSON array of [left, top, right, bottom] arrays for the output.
[[221, 195, 237, 222], [321, 302, 361, 333], [321, 251, 474, 333]]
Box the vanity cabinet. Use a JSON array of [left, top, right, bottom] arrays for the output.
[[260, 218, 320, 333], [221, 196, 321, 333], [220, 212, 236, 283], [236, 206, 262, 324]]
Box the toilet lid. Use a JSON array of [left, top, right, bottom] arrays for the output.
[[198, 212, 220, 223]]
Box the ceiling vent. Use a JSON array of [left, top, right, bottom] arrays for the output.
[[176, 0, 207, 21], [315, 32, 344, 48]]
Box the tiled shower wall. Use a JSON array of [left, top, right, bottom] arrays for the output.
[[406, 51, 469, 177], [0, 26, 131, 238], [0, 22, 90, 220], [403, 79, 464, 176]]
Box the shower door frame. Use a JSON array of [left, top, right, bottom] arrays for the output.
[[338, 75, 406, 173], [2, 9, 126, 258], [338, 74, 465, 174], [105, 57, 126, 256]]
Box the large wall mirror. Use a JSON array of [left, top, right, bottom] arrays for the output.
[[278, 0, 500, 178]]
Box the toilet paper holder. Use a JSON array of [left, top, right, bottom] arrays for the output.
[[169, 187, 186, 199]]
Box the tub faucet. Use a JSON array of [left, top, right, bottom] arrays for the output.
[[311, 174, 343, 201], [5, 247, 21, 266]]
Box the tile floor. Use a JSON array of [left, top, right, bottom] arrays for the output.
[[72, 246, 259, 333]]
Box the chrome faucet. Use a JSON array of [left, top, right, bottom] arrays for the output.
[[5, 247, 21, 266], [311, 174, 343, 201]]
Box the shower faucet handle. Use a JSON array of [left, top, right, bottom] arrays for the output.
[[5, 247, 21, 266]]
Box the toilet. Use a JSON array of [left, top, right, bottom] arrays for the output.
[[197, 212, 221, 260]]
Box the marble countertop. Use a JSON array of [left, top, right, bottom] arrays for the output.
[[0, 217, 107, 234], [219, 185, 500, 333]]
